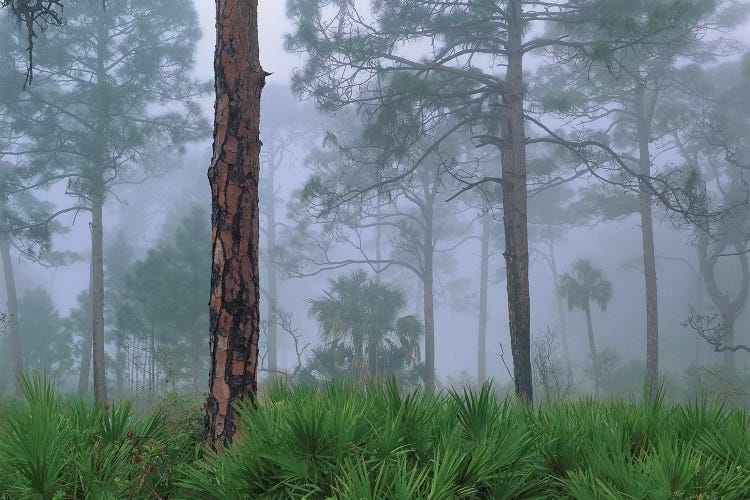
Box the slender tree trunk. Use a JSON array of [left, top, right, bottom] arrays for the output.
[[423, 208, 436, 391], [634, 86, 659, 399], [548, 237, 572, 371], [79, 261, 93, 395], [129, 336, 134, 393], [0, 236, 22, 397], [266, 165, 278, 380], [149, 325, 156, 404], [721, 314, 736, 371], [206, 0, 264, 448], [477, 216, 490, 386], [115, 335, 124, 399], [501, 0, 532, 403], [584, 303, 600, 398], [89, 0, 109, 405], [192, 334, 199, 393], [91, 195, 107, 403], [375, 199, 383, 283]]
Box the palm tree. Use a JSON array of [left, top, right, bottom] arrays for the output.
[[307, 270, 423, 383], [558, 259, 613, 398]]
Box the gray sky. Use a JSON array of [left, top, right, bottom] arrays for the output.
[[194, 2, 299, 83]]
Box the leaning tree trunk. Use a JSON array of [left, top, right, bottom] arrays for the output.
[[0, 235, 22, 397], [91, 194, 107, 403], [697, 231, 749, 374], [477, 215, 490, 386], [501, 0, 533, 403], [78, 263, 93, 395], [205, 0, 264, 448], [584, 303, 600, 398], [635, 86, 659, 399]]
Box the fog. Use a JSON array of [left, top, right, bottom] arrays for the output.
[[1, 0, 750, 406]]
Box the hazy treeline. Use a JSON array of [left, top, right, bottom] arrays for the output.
[[0, 0, 750, 407]]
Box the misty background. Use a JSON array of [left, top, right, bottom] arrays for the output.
[[1, 0, 749, 403]]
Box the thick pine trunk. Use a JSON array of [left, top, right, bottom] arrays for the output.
[[91, 195, 107, 403], [635, 86, 659, 399], [0, 236, 22, 397], [206, 0, 264, 448], [584, 303, 600, 398], [501, 0, 532, 403], [477, 216, 490, 386]]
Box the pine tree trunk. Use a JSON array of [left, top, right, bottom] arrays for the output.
[[477, 215, 490, 386], [423, 207, 436, 391], [78, 263, 93, 395], [0, 236, 22, 397], [91, 194, 107, 403], [584, 303, 600, 398], [206, 0, 264, 448], [635, 86, 659, 399], [501, 0, 532, 403]]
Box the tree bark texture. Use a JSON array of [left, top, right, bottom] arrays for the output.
[[0, 236, 22, 397], [501, 0, 533, 403], [477, 215, 490, 386], [91, 195, 107, 403], [634, 86, 660, 399], [206, 0, 264, 448]]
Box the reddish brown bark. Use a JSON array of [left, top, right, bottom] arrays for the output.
[[205, 0, 265, 448]]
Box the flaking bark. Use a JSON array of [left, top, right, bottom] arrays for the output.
[[206, 0, 264, 448]]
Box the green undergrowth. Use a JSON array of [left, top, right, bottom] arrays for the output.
[[3, 376, 750, 499], [180, 378, 750, 499], [0, 375, 203, 499]]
